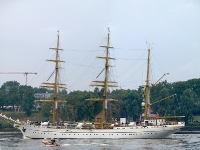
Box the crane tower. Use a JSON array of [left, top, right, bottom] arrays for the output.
[[0, 72, 37, 86]]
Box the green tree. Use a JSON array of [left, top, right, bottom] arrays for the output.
[[179, 89, 198, 124], [7, 86, 19, 110], [0, 90, 6, 109], [21, 86, 35, 116], [41, 103, 52, 121], [0, 81, 20, 111], [59, 104, 75, 122]]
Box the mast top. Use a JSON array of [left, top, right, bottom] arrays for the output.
[[57, 30, 60, 37], [108, 28, 110, 34], [146, 41, 154, 49]]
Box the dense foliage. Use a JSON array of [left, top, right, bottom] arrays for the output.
[[1, 79, 200, 125]]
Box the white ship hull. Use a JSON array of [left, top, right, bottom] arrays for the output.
[[16, 124, 184, 139]]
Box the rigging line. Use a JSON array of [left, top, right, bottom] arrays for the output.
[[37, 36, 58, 73], [85, 85, 92, 92], [96, 68, 105, 78], [122, 61, 147, 85], [67, 48, 97, 77], [110, 69, 118, 82], [150, 59, 155, 84], [58, 49, 69, 88], [58, 66, 67, 81], [68, 58, 105, 89], [74, 36, 109, 75], [69, 64, 93, 88], [29, 63, 47, 87], [150, 52, 169, 85], [110, 43, 118, 75], [65, 49, 104, 52], [31, 48, 50, 72], [65, 62, 102, 69], [67, 70, 96, 81], [114, 48, 146, 51], [117, 58, 146, 60], [68, 37, 108, 77], [69, 66, 104, 90], [118, 50, 147, 77], [121, 79, 141, 84], [120, 82, 141, 88], [40, 54, 58, 82], [151, 51, 165, 73], [69, 37, 110, 86], [78, 110, 93, 121]]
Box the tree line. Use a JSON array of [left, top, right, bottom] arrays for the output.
[[1, 79, 200, 125]]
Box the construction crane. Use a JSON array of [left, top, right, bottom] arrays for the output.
[[0, 72, 37, 86]]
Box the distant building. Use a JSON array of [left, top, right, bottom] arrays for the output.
[[34, 93, 54, 110], [34, 93, 53, 99]]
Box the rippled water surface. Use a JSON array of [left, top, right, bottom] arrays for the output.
[[0, 134, 200, 150]]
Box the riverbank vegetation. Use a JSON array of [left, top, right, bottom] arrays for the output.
[[1, 78, 200, 129]]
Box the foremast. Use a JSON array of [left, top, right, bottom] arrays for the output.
[[37, 31, 66, 125], [86, 28, 118, 128]]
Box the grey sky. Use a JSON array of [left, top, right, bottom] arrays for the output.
[[0, 0, 200, 92]]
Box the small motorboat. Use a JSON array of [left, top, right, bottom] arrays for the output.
[[42, 140, 60, 146]]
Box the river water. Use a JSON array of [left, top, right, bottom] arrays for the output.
[[0, 134, 200, 150]]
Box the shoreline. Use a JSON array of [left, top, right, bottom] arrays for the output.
[[0, 131, 22, 135]]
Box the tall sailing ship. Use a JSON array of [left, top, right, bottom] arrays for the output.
[[0, 30, 184, 139]]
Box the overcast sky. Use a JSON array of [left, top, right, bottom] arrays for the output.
[[0, 0, 200, 92]]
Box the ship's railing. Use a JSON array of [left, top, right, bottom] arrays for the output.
[[21, 121, 74, 129]]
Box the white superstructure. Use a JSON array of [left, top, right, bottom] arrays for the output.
[[15, 122, 184, 139]]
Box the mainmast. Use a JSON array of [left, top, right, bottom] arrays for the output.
[[86, 28, 118, 126], [37, 31, 66, 125]]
